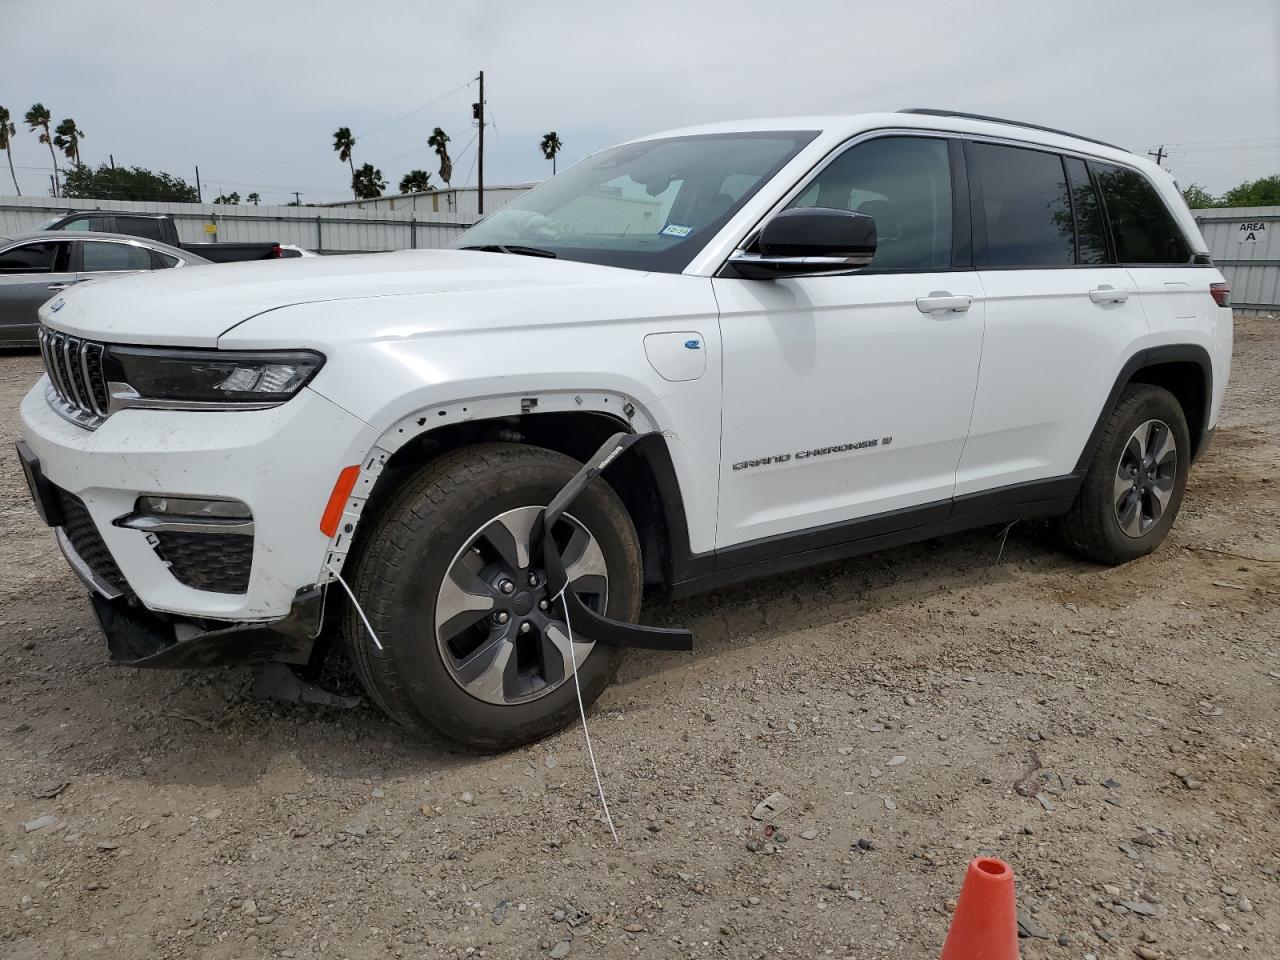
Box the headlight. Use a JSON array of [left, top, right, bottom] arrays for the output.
[[104, 347, 325, 410]]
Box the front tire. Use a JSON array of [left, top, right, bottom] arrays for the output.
[[343, 443, 641, 749], [1058, 384, 1190, 565]]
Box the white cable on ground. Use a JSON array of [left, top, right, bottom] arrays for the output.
[[327, 561, 616, 842], [326, 563, 383, 651], [554, 584, 620, 845]]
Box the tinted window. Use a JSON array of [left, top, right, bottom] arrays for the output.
[[788, 136, 953, 270], [152, 250, 181, 269], [0, 241, 65, 273], [1092, 163, 1191, 264], [60, 217, 93, 232], [81, 241, 153, 272], [969, 143, 1074, 267], [116, 216, 165, 242], [1063, 157, 1108, 264]]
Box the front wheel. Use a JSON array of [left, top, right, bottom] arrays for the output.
[[343, 443, 642, 749], [1057, 383, 1190, 565]]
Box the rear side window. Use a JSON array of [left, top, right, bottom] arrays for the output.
[[81, 241, 153, 272], [787, 136, 953, 270], [116, 216, 165, 242], [968, 142, 1074, 267], [59, 216, 93, 232], [0, 241, 68, 273], [1063, 157, 1108, 265], [1092, 163, 1191, 264]]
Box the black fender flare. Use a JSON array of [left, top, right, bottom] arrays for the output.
[[1073, 343, 1214, 473]]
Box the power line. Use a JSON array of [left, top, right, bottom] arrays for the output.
[[485, 105, 513, 185], [238, 77, 474, 173]]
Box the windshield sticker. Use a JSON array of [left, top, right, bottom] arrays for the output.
[[660, 223, 693, 238]]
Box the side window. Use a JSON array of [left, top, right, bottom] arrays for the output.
[[81, 241, 153, 273], [968, 142, 1074, 267], [116, 216, 165, 242], [786, 136, 953, 270], [59, 217, 93, 232], [1063, 157, 1108, 265], [1092, 163, 1191, 264], [0, 241, 68, 273], [151, 250, 182, 269]]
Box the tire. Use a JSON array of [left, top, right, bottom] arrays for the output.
[[342, 442, 641, 749], [1057, 384, 1190, 565]]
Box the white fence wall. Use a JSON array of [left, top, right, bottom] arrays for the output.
[[0, 195, 482, 253], [323, 185, 533, 219], [1194, 205, 1279, 314]]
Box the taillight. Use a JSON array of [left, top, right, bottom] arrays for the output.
[[271, 244, 283, 258], [1209, 282, 1230, 308]]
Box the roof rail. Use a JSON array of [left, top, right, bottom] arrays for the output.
[[898, 109, 1128, 153]]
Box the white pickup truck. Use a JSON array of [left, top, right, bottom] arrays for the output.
[[18, 110, 1231, 747]]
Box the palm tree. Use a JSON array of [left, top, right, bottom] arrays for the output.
[[52, 117, 84, 167], [24, 103, 57, 197], [540, 131, 563, 175], [0, 106, 19, 195], [247, 192, 260, 205], [351, 163, 386, 199], [398, 169, 433, 194], [427, 127, 452, 187], [332, 126, 356, 196]]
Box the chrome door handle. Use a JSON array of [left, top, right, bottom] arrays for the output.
[[916, 292, 972, 314], [1088, 286, 1130, 304], [46, 282, 69, 291]]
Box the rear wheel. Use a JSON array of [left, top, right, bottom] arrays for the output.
[[343, 443, 641, 749], [1057, 384, 1190, 565]]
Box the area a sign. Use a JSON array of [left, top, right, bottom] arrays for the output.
[[1238, 221, 1266, 243]]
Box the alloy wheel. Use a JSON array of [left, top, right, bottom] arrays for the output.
[[1113, 418, 1177, 538], [434, 506, 608, 705]]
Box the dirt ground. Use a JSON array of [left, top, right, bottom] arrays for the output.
[[1, 315, 1277, 960]]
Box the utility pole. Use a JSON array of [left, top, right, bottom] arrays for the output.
[[293, 191, 302, 206], [194, 164, 202, 203], [1148, 145, 1166, 167], [473, 69, 485, 215], [109, 154, 115, 171]]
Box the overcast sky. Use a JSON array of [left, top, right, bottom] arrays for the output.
[[3, 0, 1277, 204]]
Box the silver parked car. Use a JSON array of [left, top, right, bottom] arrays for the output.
[[0, 232, 208, 348]]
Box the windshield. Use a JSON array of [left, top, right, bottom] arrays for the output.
[[452, 131, 817, 273]]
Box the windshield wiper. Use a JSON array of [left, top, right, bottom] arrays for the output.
[[460, 243, 557, 259]]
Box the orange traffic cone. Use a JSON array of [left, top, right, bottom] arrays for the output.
[[940, 857, 1019, 960]]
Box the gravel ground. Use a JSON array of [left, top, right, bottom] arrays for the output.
[[1, 314, 1277, 960]]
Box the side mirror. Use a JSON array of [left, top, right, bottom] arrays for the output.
[[728, 207, 877, 279]]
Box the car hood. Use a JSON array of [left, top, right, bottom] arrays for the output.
[[39, 249, 644, 347]]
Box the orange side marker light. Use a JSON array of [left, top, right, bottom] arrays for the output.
[[320, 465, 362, 537]]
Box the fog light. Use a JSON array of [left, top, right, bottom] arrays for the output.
[[137, 496, 251, 520]]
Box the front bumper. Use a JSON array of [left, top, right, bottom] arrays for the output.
[[19, 377, 378, 631]]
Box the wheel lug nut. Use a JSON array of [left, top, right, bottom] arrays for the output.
[[519, 622, 531, 634], [538, 599, 549, 611], [499, 579, 514, 594], [493, 611, 509, 625], [528, 573, 539, 587]]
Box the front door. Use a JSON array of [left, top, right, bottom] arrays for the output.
[[713, 134, 985, 550], [0, 239, 76, 346]]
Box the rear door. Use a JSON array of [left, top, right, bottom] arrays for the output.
[[0, 240, 76, 345], [76, 238, 157, 282], [956, 141, 1148, 497]]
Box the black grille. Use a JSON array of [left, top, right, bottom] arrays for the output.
[[39, 327, 109, 423], [54, 489, 134, 600], [155, 532, 253, 594]]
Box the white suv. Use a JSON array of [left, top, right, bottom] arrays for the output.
[[18, 110, 1232, 747]]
